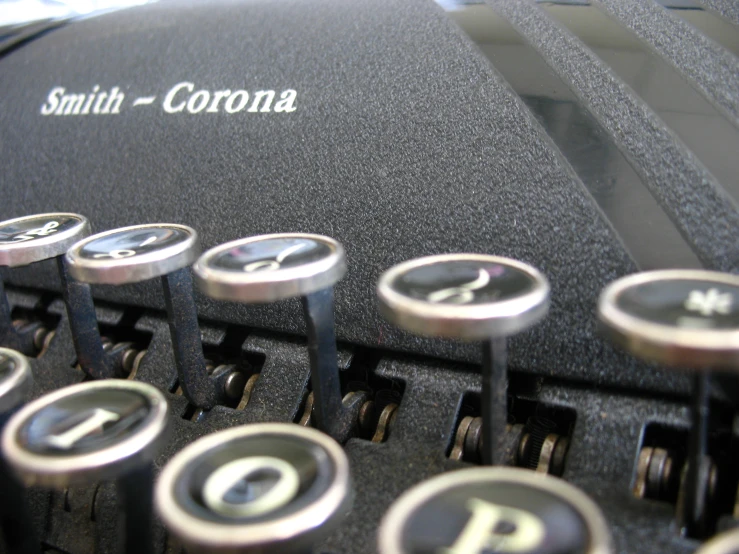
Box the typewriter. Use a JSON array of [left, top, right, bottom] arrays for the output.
[[0, 0, 738, 552]]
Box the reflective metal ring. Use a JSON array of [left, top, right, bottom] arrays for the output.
[[193, 233, 346, 303], [65, 223, 200, 284], [377, 254, 550, 340], [0, 213, 90, 267], [0, 347, 32, 413], [598, 270, 739, 370], [1, 379, 169, 488], [155, 423, 351, 553], [378, 467, 613, 554]]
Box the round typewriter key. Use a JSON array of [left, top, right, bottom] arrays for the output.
[[0, 213, 97, 358], [377, 254, 550, 465], [194, 234, 350, 439], [378, 467, 613, 554], [0, 347, 32, 414], [0, 213, 89, 267], [2, 379, 168, 486], [155, 423, 351, 554], [193, 233, 345, 303], [598, 270, 739, 537], [67, 224, 218, 409], [2, 379, 168, 554], [66, 224, 199, 285], [0, 348, 39, 554], [598, 270, 739, 370], [695, 527, 739, 553]]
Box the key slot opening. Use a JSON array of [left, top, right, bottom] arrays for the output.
[[447, 379, 576, 474], [635, 402, 739, 534]]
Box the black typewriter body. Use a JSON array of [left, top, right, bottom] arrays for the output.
[[0, 0, 738, 552]]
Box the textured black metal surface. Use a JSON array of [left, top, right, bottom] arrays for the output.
[[446, 3, 703, 271], [0, 0, 738, 553], [0, 0, 662, 393], [161, 268, 219, 409], [3, 286, 739, 553]]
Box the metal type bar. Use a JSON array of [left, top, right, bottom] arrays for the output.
[[0, 276, 36, 354], [682, 372, 711, 537], [481, 338, 508, 466], [116, 464, 154, 554], [161, 268, 218, 409], [301, 288, 346, 440], [57, 257, 116, 379], [0, 412, 40, 554]]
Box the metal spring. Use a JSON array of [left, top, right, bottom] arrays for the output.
[[524, 416, 558, 470]]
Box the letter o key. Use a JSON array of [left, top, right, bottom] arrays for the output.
[[156, 423, 352, 553], [202, 456, 300, 518]]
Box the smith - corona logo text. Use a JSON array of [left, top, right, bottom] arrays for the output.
[[40, 82, 298, 116]]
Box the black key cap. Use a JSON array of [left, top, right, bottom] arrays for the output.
[[1, 379, 169, 554], [66, 223, 219, 408], [155, 423, 351, 553], [193, 233, 352, 439], [378, 467, 613, 554], [377, 254, 550, 465], [598, 269, 739, 537], [0, 213, 96, 361]]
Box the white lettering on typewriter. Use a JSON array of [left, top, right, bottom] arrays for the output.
[[202, 456, 301, 518], [684, 288, 733, 317], [427, 269, 491, 305], [45, 408, 121, 450], [163, 82, 297, 114], [41, 86, 124, 116], [10, 221, 60, 242], [92, 234, 158, 259], [439, 498, 546, 554], [42, 83, 297, 116], [93, 249, 135, 259], [244, 242, 307, 273]]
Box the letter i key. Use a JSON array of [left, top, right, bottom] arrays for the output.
[[377, 254, 550, 465], [193, 233, 360, 441], [2, 379, 169, 554], [65, 224, 220, 409]]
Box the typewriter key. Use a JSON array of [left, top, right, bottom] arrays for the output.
[[0, 213, 107, 367], [695, 527, 739, 553], [377, 254, 549, 465], [378, 467, 613, 554], [0, 347, 32, 415], [598, 269, 739, 537], [0, 348, 39, 554], [193, 233, 353, 440], [66, 224, 219, 409], [155, 423, 351, 554], [1, 379, 168, 554]]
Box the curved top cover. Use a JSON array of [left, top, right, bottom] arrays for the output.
[[0, 0, 737, 394]]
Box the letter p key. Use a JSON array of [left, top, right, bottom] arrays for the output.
[[378, 467, 614, 554], [440, 499, 545, 554]]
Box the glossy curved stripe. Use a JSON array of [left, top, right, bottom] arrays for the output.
[[442, 2, 702, 270], [541, 2, 739, 207], [0, 18, 68, 58], [655, 0, 739, 58]]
